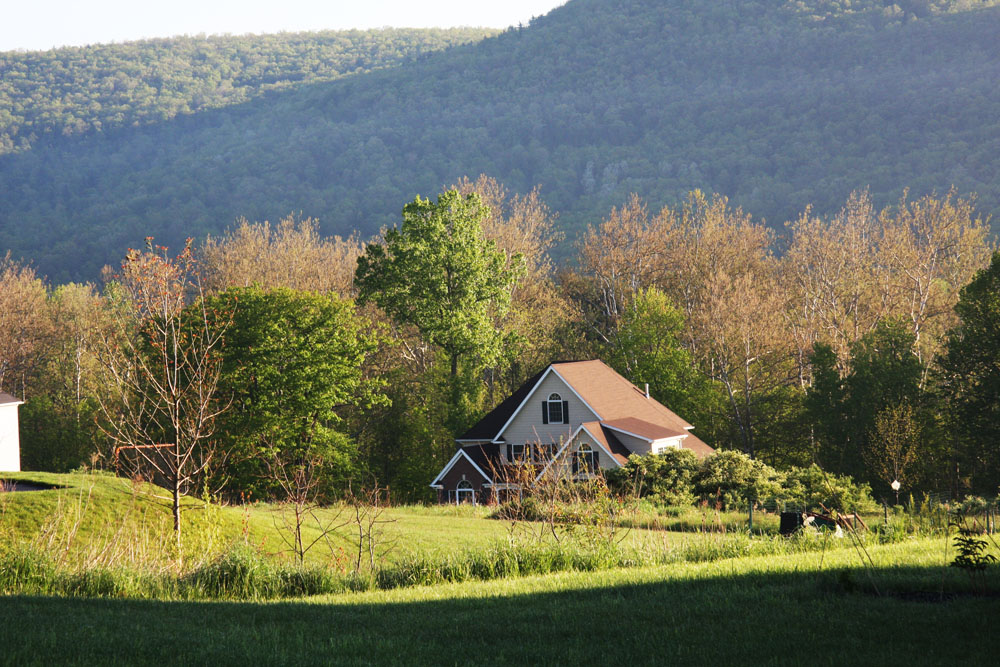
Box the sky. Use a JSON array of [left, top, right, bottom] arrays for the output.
[[1, 0, 568, 52]]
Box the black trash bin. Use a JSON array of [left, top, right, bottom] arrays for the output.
[[779, 511, 804, 536]]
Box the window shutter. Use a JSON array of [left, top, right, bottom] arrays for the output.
[[562, 401, 569, 424], [542, 402, 549, 424], [506, 444, 513, 461]]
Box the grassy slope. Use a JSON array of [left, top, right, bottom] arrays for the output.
[[2, 471, 740, 571], [0, 539, 996, 665], [0, 471, 520, 567]]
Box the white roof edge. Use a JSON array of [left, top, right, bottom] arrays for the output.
[[535, 424, 622, 481], [491, 364, 606, 443], [430, 448, 494, 487], [600, 423, 654, 442], [492, 366, 557, 441]]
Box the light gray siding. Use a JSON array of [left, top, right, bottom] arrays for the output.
[[569, 429, 617, 470], [498, 371, 598, 456]]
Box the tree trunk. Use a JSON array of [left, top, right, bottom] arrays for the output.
[[172, 477, 183, 559]]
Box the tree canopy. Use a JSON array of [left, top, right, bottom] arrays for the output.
[[355, 190, 525, 377]]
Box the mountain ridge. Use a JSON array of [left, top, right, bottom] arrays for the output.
[[2, 0, 1000, 280]]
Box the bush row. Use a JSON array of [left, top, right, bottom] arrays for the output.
[[605, 450, 877, 512]]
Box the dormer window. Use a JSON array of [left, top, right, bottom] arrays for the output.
[[543, 392, 568, 424]]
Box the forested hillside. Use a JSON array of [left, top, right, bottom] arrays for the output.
[[0, 29, 495, 154], [2, 0, 1000, 280]]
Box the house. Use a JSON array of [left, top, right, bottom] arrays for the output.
[[0, 392, 24, 472], [430, 360, 714, 504]]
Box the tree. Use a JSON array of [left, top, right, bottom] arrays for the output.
[[355, 189, 525, 378], [452, 175, 573, 395], [201, 216, 363, 298], [939, 251, 1000, 493], [866, 402, 921, 503], [804, 342, 850, 469], [605, 287, 715, 426], [209, 287, 386, 498], [20, 282, 107, 472], [94, 240, 230, 553], [0, 254, 52, 397]]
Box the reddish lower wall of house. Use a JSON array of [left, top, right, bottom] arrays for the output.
[[436, 456, 492, 504]]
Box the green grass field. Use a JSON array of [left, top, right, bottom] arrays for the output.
[[0, 471, 711, 572], [2, 471, 998, 665], [1, 539, 997, 665]]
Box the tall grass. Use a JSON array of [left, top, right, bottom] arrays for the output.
[[0, 471, 952, 602], [2, 526, 889, 601]]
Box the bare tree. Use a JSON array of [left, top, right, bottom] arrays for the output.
[[202, 216, 363, 298], [345, 482, 396, 574], [0, 253, 53, 397], [266, 452, 349, 566], [95, 239, 231, 554]]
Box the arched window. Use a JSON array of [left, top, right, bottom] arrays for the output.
[[573, 443, 598, 474], [456, 480, 475, 505], [545, 392, 568, 424]]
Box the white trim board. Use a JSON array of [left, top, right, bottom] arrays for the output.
[[533, 423, 622, 482], [429, 448, 494, 488]]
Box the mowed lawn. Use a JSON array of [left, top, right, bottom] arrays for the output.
[[2, 538, 996, 666]]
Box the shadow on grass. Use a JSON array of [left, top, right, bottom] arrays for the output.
[[0, 479, 65, 492], [0, 565, 996, 666]]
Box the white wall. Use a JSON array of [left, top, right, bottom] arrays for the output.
[[0, 403, 21, 472]]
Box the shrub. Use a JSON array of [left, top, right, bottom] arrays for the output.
[[693, 450, 783, 510], [781, 465, 877, 513], [607, 449, 699, 506]]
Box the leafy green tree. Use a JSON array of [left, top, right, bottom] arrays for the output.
[[940, 251, 1000, 493], [606, 287, 713, 423], [209, 287, 386, 498], [355, 189, 525, 378], [781, 464, 876, 513], [805, 342, 850, 469], [807, 319, 936, 488], [844, 319, 925, 483]]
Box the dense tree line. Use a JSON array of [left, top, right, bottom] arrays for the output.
[[3, 177, 998, 505], [3, 0, 1000, 281], [0, 28, 495, 155]]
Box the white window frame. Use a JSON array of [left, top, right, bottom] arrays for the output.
[[547, 393, 565, 424], [573, 443, 599, 475], [456, 480, 476, 505]]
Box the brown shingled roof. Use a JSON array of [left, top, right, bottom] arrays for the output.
[[0, 392, 22, 405], [551, 360, 694, 432], [601, 417, 687, 441]]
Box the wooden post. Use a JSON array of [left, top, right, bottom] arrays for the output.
[[748, 502, 754, 534], [883, 502, 888, 527]]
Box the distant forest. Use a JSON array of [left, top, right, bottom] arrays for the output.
[[2, 0, 1000, 280]]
